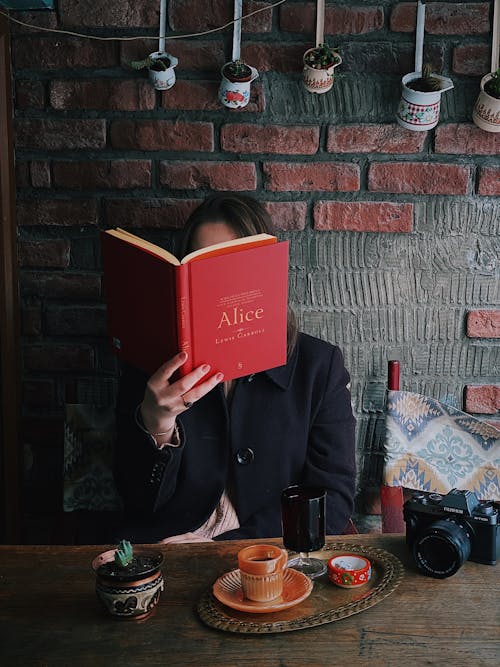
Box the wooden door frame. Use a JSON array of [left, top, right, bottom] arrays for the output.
[[0, 10, 22, 544]]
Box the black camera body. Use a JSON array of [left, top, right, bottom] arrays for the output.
[[403, 488, 499, 578]]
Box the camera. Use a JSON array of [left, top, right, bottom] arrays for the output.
[[403, 488, 499, 578]]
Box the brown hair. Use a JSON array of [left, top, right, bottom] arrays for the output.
[[181, 194, 298, 357]]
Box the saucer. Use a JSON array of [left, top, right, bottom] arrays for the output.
[[212, 567, 313, 613]]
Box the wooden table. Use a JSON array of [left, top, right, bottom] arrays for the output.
[[0, 534, 498, 666]]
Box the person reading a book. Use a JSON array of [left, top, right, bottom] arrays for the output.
[[114, 194, 356, 543]]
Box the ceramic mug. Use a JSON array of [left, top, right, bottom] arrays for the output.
[[218, 63, 259, 109], [472, 73, 500, 133], [148, 51, 178, 91], [237, 544, 288, 602], [396, 71, 453, 131]]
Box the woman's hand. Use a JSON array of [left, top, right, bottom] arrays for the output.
[[140, 351, 223, 440]]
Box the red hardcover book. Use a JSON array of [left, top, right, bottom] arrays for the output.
[[100, 228, 289, 380]]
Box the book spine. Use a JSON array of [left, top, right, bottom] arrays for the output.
[[176, 263, 193, 376]]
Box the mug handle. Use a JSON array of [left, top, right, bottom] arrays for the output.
[[279, 548, 289, 570]]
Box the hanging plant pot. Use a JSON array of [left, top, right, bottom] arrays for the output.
[[396, 70, 453, 131], [302, 45, 342, 94], [147, 51, 178, 91], [219, 60, 259, 109], [472, 71, 500, 133]]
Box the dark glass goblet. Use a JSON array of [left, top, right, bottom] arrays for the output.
[[281, 485, 327, 579]]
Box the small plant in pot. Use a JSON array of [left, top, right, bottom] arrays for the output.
[[129, 51, 178, 91], [396, 63, 453, 131], [473, 68, 500, 133], [219, 58, 259, 109], [302, 43, 342, 94], [92, 539, 164, 620]]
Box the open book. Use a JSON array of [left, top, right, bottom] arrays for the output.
[[100, 228, 289, 380]]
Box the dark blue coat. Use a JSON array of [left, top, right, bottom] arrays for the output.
[[114, 332, 356, 542]]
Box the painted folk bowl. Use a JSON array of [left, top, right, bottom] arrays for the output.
[[92, 548, 164, 620], [327, 553, 372, 588]]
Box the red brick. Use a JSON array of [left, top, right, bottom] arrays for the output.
[[327, 125, 426, 154], [52, 160, 152, 189], [18, 240, 71, 268], [264, 202, 307, 231], [17, 200, 99, 227], [9, 10, 58, 34], [46, 306, 108, 336], [390, 3, 490, 34], [263, 162, 359, 192], [159, 161, 257, 190], [15, 119, 106, 150], [23, 380, 56, 409], [466, 310, 500, 338], [30, 161, 51, 188], [314, 201, 414, 232], [242, 42, 309, 73], [110, 121, 214, 152], [464, 385, 500, 414], [478, 167, 500, 195], [121, 40, 225, 73], [368, 162, 470, 195], [221, 124, 319, 154], [50, 80, 155, 111], [435, 124, 500, 155], [12, 37, 117, 69], [105, 199, 199, 229], [15, 80, 45, 109], [20, 272, 101, 299], [169, 1, 272, 33], [23, 344, 95, 372], [161, 80, 265, 113], [452, 45, 491, 75], [60, 0, 158, 27], [280, 3, 384, 34]]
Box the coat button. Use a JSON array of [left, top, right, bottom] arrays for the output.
[[236, 448, 254, 465]]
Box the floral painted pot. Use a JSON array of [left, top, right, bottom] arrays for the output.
[[472, 73, 500, 133], [148, 51, 178, 91], [219, 62, 259, 109], [327, 554, 372, 588], [92, 548, 164, 620], [302, 49, 342, 94], [396, 71, 453, 131]]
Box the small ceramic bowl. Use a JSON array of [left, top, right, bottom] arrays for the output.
[[327, 554, 372, 588]]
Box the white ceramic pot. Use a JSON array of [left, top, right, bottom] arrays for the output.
[[218, 62, 259, 109], [302, 49, 342, 94], [472, 73, 500, 133], [148, 51, 178, 91], [396, 71, 454, 131]]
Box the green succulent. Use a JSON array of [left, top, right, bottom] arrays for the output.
[[129, 56, 168, 72], [408, 63, 443, 92], [224, 59, 252, 80], [114, 539, 134, 568], [304, 43, 340, 70], [484, 68, 500, 99]]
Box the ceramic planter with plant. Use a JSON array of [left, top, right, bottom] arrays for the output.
[[472, 68, 500, 133], [130, 51, 178, 91], [396, 63, 454, 131], [92, 539, 164, 620], [219, 59, 259, 109], [302, 43, 342, 94]]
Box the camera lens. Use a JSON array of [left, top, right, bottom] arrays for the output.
[[413, 519, 472, 578]]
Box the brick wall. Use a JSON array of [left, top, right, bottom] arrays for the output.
[[9, 0, 499, 540]]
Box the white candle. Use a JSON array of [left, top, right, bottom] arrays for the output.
[[415, 0, 426, 74], [232, 0, 243, 62], [159, 0, 167, 54]]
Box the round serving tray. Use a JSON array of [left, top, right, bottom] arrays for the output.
[[197, 542, 404, 634]]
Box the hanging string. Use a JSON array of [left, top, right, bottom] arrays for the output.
[[0, 0, 286, 43]]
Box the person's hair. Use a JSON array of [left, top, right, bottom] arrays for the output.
[[181, 194, 298, 357]]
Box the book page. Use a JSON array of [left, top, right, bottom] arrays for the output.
[[105, 228, 181, 265], [182, 233, 276, 263]]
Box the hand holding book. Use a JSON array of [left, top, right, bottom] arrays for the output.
[[140, 351, 224, 446]]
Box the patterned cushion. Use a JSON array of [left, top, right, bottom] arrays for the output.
[[63, 404, 123, 512], [384, 391, 500, 501]]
